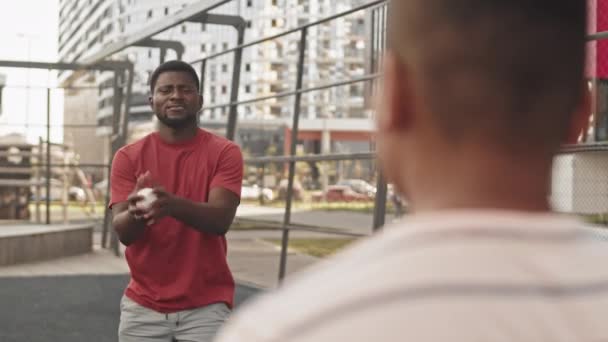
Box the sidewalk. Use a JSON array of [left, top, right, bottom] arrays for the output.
[[0, 230, 320, 289], [227, 232, 320, 288], [0, 230, 320, 342]]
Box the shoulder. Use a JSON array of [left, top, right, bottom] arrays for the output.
[[116, 133, 156, 159], [202, 129, 241, 152], [218, 231, 416, 341], [218, 213, 608, 341], [200, 129, 242, 161]]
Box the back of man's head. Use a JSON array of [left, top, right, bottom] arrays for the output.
[[387, 0, 587, 152]]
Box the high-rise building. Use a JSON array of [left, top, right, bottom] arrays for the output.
[[58, 0, 210, 166], [201, 0, 369, 121], [58, 0, 371, 162]]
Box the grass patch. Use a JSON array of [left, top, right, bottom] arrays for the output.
[[265, 238, 356, 258], [230, 221, 280, 231], [241, 201, 404, 214]]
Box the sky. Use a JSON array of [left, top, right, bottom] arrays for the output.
[[0, 0, 64, 143]]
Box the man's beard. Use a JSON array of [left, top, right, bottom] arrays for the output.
[[155, 112, 197, 129]]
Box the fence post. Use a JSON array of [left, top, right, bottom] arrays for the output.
[[259, 163, 266, 205], [35, 137, 42, 223], [226, 24, 246, 141], [372, 169, 387, 231], [199, 59, 207, 97], [278, 27, 308, 283], [45, 87, 51, 225]]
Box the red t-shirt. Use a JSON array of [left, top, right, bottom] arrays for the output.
[[110, 128, 243, 313]]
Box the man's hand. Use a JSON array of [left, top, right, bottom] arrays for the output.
[[126, 171, 154, 224], [142, 187, 176, 226], [112, 170, 155, 246]]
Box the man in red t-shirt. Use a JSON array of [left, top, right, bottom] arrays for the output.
[[110, 60, 243, 342]]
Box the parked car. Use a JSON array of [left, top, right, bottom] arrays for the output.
[[241, 184, 274, 201], [313, 185, 372, 202], [337, 179, 377, 197]]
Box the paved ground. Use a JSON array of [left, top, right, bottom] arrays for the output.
[[0, 225, 322, 342], [227, 233, 320, 288], [0, 274, 261, 342], [0, 206, 364, 341]]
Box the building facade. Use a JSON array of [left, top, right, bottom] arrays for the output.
[[59, 0, 373, 165]]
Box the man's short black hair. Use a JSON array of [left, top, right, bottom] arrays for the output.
[[149, 60, 200, 93], [389, 0, 588, 151]]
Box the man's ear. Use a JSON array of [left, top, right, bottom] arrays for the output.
[[148, 95, 154, 109], [564, 81, 592, 144], [376, 51, 413, 133]]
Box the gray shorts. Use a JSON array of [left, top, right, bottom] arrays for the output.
[[118, 295, 231, 342]]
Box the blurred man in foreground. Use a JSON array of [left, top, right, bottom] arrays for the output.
[[216, 1, 608, 340]]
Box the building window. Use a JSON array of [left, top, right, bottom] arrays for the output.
[[223, 43, 228, 51], [201, 23, 206, 32], [165, 7, 169, 15], [221, 86, 227, 94], [147, 10, 153, 18], [182, 25, 187, 33], [245, 63, 251, 72], [245, 85, 251, 93], [210, 65, 217, 81], [271, 19, 277, 27], [211, 44, 216, 53], [222, 64, 228, 73], [127, 15, 131, 23], [148, 50, 152, 58], [272, 0, 277, 5], [201, 44, 206, 52], [247, 0, 252, 7], [247, 21, 252, 28]]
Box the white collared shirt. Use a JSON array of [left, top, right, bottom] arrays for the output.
[[216, 211, 608, 341]]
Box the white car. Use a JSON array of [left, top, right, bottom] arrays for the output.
[[241, 184, 274, 201]]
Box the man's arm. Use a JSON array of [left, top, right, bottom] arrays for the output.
[[112, 202, 148, 246], [145, 187, 239, 236], [142, 143, 243, 236], [111, 171, 154, 246]]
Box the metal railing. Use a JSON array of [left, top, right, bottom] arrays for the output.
[[188, 0, 389, 282], [0, 86, 112, 223], [0, 59, 134, 258], [7, 0, 603, 286], [191, 3, 608, 283]]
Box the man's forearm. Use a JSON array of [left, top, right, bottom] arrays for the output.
[[113, 211, 147, 246], [169, 197, 236, 235]]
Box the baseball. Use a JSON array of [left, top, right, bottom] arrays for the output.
[[136, 188, 157, 210]]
